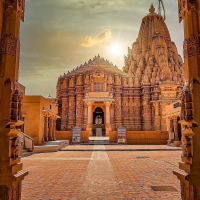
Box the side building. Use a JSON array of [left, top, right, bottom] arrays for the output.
[[22, 96, 60, 145]]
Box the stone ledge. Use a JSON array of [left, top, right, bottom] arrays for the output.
[[34, 140, 69, 153]]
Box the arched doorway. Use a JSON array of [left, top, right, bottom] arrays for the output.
[[93, 107, 104, 124], [92, 107, 105, 136]]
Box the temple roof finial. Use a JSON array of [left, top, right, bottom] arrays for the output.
[[149, 3, 155, 13]]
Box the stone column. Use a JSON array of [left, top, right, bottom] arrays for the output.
[[113, 75, 122, 128], [153, 102, 161, 131], [105, 101, 112, 135], [75, 93, 84, 128], [128, 90, 134, 130], [133, 87, 142, 130], [44, 116, 49, 142], [105, 101, 111, 125], [86, 101, 93, 135], [173, 116, 179, 141], [68, 95, 76, 129], [61, 97, 68, 130], [173, 1, 200, 198], [169, 118, 173, 133], [87, 101, 93, 126], [110, 103, 115, 130], [122, 90, 129, 129], [48, 117, 54, 141], [52, 118, 57, 141], [83, 102, 88, 130], [42, 116, 45, 143], [0, 1, 28, 199], [142, 85, 152, 131], [167, 118, 174, 142]]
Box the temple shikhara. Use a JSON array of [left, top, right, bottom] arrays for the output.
[[56, 5, 184, 137]]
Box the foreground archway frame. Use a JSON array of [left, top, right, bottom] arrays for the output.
[[173, 0, 200, 199], [0, 1, 28, 199]]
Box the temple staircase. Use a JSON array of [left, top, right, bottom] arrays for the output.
[[87, 136, 110, 145]]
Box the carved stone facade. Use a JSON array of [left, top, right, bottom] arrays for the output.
[[57, 5, 184, 135]]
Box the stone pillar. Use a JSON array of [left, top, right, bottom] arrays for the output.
[[105, 101, 111, 135], [42, 116, 45, 143], [75, 92, 84, 128], [0, 1, 28, 199], [114, 93, 122, 128], [166, 118, 174, 144], [86, 101, 93, 135], [83, 102, 88, 130], [113, 75, 122, 128], [173, 116, 179, 141], [133, 87, 142, 130], [44, 116, 49, 142], [52, 118, 56, 141], [142, 85, 152, 131], [128, 90, 134, 130], [87, 101, 93, 125], [122, 90, 129, 129], [105, 101, 111, 124], [68, 95, 76, 129], [110, 103, 114, 130], [153, 102, 161, 131], [48, 117, 53, 141], [173, 1, 200, 199], [61, 97, 68, 130]]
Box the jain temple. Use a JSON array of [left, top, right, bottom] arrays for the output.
[[56, 5, 184, 143]]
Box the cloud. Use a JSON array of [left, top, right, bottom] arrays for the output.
[[81, 29, 112, 47]]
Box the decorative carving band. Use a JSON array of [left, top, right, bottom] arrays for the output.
[[5, 0, 25, 21], [0, 35, 20, 57], [183, 34, 200, 58], [178, 0, 189, 22]]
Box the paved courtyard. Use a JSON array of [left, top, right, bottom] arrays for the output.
[[21, 145, 182, 200]]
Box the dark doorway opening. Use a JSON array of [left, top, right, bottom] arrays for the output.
[[93, 107, 104, 124], [92, 107, 105, 136]]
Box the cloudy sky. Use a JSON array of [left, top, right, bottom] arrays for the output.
[[19, 0, 184, 97]]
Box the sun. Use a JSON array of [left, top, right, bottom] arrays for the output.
[[109, 43, 122, 56]]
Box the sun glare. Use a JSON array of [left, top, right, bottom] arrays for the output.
[[109, 43, 122, 56]]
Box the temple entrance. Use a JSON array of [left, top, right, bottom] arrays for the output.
[[92, 107, 105, 136]]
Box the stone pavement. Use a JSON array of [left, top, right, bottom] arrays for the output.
[[21, 145, 182, 200]]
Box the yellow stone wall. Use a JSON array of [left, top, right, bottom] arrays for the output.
[[109, 131, 168, 144], [22, 96, 58, 145]]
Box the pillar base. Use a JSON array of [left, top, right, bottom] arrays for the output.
[[105, 124, 111, 136]]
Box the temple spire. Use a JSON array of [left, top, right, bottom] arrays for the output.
[[149, 4, 155, 13]]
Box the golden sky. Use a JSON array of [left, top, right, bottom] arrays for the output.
[[19, 0, 184, 97]]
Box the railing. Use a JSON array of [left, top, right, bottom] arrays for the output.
[[18, 131, 34, 152]]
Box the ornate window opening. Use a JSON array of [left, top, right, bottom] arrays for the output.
[[94, 82, 103, 92]]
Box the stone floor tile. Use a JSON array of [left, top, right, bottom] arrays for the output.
[[21, 146, 182, 200]]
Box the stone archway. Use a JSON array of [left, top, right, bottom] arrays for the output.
[[93, 107, 104, 125]]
